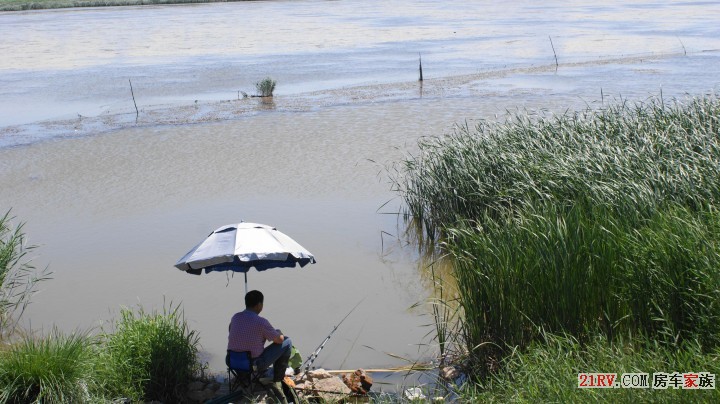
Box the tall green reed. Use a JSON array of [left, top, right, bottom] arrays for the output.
[[98, 304, 200, 403], [425, 260, 463, 365], [391, 95, 720, 243], [0, 210, 51, 342], [448, 204, 720, 371], [390, 94, 720, 373], [620, 206, 720, 349]]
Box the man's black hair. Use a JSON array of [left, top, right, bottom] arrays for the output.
[[245, 290, 264, 308]]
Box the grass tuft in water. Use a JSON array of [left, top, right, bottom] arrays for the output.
[[256, 77, 277, 97]]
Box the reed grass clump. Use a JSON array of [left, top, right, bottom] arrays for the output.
[[391, 94, 720, 375], [449, 203, 720, 373], [256, 77, 276, 97], [0, 210, 50, 342], [392, 95, 720, 242], [98, 305, 200, 403], [0, 330, 98, 403]]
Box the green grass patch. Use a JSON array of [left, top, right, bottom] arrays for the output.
[[98, 304, 201, 403], [461, 333, 720, 403], [0, 298, 202, 402], [0, 330, 98, 403]]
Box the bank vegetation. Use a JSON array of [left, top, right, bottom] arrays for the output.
[[391, 94, 720, 401], [0, 0, 242, 12], [0, 212, 202, 403]]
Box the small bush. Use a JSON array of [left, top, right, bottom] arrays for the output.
[[0, 330, 97, 403], [256, 77, 276, 97], [99, 304, 200, 402]]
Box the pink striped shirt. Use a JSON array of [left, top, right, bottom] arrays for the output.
[[228, 309, 281, 358]]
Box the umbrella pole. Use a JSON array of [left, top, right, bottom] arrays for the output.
[[244, 272, 248, 295]]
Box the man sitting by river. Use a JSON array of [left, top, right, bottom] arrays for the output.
[[228, 290, 293, 403]]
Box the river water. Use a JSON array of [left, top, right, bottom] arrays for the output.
[[1, 0, 720, 381]]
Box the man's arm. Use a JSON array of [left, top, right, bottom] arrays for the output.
[[262, 319, 284, 344]]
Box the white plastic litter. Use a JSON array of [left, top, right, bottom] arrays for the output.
[[404, 387, 426, 400]]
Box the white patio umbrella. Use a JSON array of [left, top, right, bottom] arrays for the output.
[[174, 222, 316, 293]]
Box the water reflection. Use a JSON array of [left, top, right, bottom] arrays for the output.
[[258, 97, 276, 110]]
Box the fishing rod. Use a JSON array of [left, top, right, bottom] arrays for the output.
[[299, 297, 365, 374]]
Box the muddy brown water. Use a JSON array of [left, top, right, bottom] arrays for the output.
[[1, 0, 720, 384]]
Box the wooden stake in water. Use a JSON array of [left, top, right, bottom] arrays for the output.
[[549, 36, 558, 70], [677, 37, 687, 56], [419, 53, 423, 82], [128, 79, 139, 118]]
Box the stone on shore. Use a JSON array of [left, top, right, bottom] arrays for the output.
[[342, 368, 373, 394], [307, 368, 334, 380], [295, 368, 352, 402], [312, 377, 353, 401], [440, 365, 460, 381], [185, 379, 222, 403]]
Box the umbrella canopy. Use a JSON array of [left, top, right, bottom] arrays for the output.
[[175, 222, 316, 291]]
